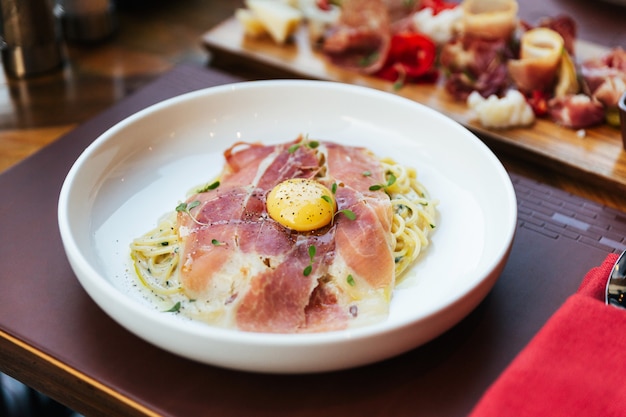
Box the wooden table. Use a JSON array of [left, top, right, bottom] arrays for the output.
[[1, 1, 625, 416], [0, 0, 237, 174]]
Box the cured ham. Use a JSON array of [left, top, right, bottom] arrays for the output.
[[321, 0, 419, 74], [325, 143, 395, 290], [537, 15, 577, 56], [177, 139, 395, 333], [440, 35, 512, 100], [548, 94, 606, 129], [581, 47, 626, 109], [234, 0, 623, 132], [507, 28, 564, 94], [439, 0, 517, 100], [321, 0, 392, 74]]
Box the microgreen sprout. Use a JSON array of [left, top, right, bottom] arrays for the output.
[[347, 274, 355, 287], [321, 184, 357, 223], [303, 245, 316, 276], [335, 209, 356, 221], [369, 173, 397, 191], [176, 200, 200, 213], [196, 180, 220, 193], [164, 301, 181, 313], [359, 51, 379, 67], [175, 200, 207, 225], [288, 136, 320, 153]]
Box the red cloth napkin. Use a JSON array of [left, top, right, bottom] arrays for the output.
[[469, 253, 626, 417]]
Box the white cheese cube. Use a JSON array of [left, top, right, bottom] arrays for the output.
[[235, 8, 268, 37], [245, 0, 303, 44]]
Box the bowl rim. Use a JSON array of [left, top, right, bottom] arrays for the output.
[[57, 79, 518, 368]]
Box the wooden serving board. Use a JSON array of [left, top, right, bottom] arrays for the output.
[[203, 18, 626, 192]]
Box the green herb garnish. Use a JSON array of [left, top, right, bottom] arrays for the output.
[[288, 136, 319, 153], [164, 301, 181, 313], [196, 181, 220, 193], [335, 209, 356, 221], [347, 274, 355, 287], [369, 173, 397, 191], [175, 200, 206, 225], [176, 200, 200, 213], [303, 245, 316, 276], [359, 52, 379, 67]]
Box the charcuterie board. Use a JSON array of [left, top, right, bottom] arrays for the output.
[[202, 17, 626, 191]]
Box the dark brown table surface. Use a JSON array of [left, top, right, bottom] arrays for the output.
[[0, 1, 625, 416]]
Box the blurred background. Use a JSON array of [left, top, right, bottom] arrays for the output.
[[0, 0, 237, 173]]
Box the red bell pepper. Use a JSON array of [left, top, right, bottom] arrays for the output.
[[419, 0, 458, 15], [526, 90, 551, 117], [376, 32, 438, 87]]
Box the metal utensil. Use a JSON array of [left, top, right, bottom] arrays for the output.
[[606, 250, 626, 307]]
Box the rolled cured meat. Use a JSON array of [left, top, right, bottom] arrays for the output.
[[507, 28, 564, 93], [461, 0, 518, 40], [322, 0, 392, 74], [581, 47, 626, 108], [538, 15, 577, 56], [440, 35, 511, 100]]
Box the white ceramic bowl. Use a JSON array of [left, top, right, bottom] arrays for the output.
[[58, 80, 517, 373]]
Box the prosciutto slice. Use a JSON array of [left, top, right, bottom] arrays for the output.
[[322, 0, 391, 74], [440, 35, 511, 100], [548, 94, 605, 129], [537, 15, 577, 56], [177, 139, 395, 333], [321, 0, 419, 74], [581, 47, 626, 109]]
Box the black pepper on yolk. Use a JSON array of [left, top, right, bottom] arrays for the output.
[[266, 178, 336, 232]]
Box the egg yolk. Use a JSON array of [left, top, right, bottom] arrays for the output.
[[266, 178, 335, 232]]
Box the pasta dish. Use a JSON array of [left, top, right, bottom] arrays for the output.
[[130, 136, 437, 333]]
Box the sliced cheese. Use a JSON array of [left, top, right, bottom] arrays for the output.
[[245, 0, 303, 44], [235, 8, 268, 38]]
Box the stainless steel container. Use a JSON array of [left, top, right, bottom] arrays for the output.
[[0, 0, 64, 78]]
